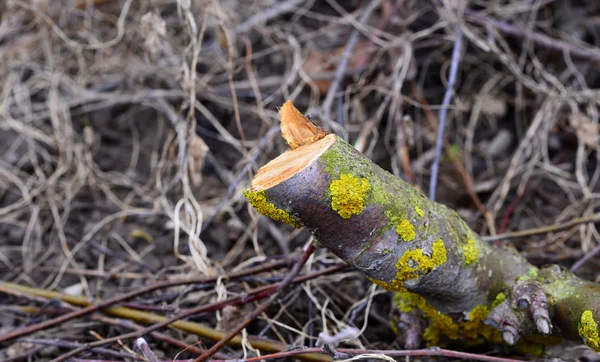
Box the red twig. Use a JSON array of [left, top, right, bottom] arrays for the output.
[[210, 346, 526, 362], [136, 337, 159, 362], [44, 262, 343, 362], [0, 259, 289, 344], [194, 243, 317, 362]]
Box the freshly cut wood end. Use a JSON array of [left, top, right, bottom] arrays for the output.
[[280, 101, 328, 150], [250, 101, 333, 191], [250, 133, 337, 190]]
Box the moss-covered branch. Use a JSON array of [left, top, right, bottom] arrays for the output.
[[244, 101, 600, 354]]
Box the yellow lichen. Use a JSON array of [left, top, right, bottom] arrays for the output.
[[461, 239, 479, 265], [392, 291, 502, 346], [415, 206, 425, 218], [367, 276, 390, 290], [396, 219, 416, 242], [462, 305, 501, 342], [394, 291, 458, 344], [367, 276, 406, 292], [243, 189, 300, 228], [423, 326, 442, 345], [329, 173, 370, 219], [389, 320, 399, 334], [517, 267, 540, 283], [395, 239, 447, 282], [517, 334, 562, 354], [129, 229, 153, 242], [579, 310, 600, 351], [492, 292, 506, 308], [528, 267, 538, 277], [514, 341, 544, 356]]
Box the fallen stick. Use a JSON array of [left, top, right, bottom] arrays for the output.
[[244, 101, 600, 353]]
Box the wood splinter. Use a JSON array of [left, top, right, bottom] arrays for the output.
[[279, 100, 328, 150]]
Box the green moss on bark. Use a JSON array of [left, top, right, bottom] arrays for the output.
[[320, 138, 427, 241]]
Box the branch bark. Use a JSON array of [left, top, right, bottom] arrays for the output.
[[244, 101, 600, 353]]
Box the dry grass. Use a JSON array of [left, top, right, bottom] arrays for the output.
[[1, 0, 599, 361]]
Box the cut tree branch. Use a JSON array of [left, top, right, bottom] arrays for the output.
[[244, 101, 600, 354]]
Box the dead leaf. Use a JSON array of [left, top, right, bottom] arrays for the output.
[[301, 40, 374, 94], [480, 95, 507, 117], [569, 113, 599, 149], [216, 305, 242, 332], [140, 12, 167, 57], [189, 133, 209, 186]]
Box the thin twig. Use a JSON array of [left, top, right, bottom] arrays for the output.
[[0, 259, 289, 343], [465, 9, 600, 63], [321, 0, 383, 124], [234, 0, 306, 34], [136, 337, 159, 362], [411, 83, 490, 224], [570, 242, 600, 272], [201, 127, 281, 232], [92, 314, 226, 359], [429, 24, 463, 201], [211, 346, 525, 362], [21, 338, 133, 360], [482, 213, 600, 242], [0, 264, 344, 362], [194, 242, 317, 362]]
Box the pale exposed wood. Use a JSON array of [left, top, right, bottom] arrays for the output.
[[250, 101, 334, 190], [280, 101, 328, 150], [250, 134, 336, 190]]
